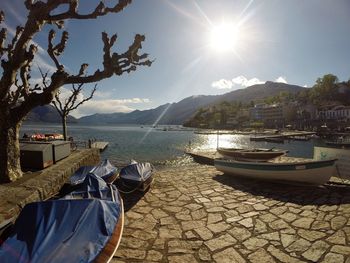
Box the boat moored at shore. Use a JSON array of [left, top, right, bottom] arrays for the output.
[[214, 157, 337, 185], [217, 147, 286, 161]]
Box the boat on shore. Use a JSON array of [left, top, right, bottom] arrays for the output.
[[115, 161, 154, 192], [69, 159, 118, 185], [0, 173, 124, 263], [214, 156, 337, 185], [217, 147, 286, 161]]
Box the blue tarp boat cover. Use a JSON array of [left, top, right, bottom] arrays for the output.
[[70, 159, 117, 185], [0, 174, 122, 263], [65, 173, 120, 201], [119, 161, 153, 182]]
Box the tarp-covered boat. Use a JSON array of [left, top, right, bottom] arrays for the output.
[[0, 174, 124, 263], [117, 161, 154, 192], [70, 159, 118, 185]]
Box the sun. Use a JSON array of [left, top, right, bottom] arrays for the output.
[[209, 22, 240, 52]]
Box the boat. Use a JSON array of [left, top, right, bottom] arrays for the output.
[[325, 136, 350, 148], [264, 137, 284, 143], [70, 159, 118, 185], [325, 141, 350, 147], [289, 136, 311, 141], [214, 156, 337, 185], [0, 173, 124, 263], [115, 160, 154, 192], [217, 147, 286, 161]]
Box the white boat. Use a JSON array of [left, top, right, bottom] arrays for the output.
[[217, 147, 286, 161], [214, 156, 337, 185]]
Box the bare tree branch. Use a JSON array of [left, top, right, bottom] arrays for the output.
[[48, 0, 132, 21], [66, 32, 152, 84]]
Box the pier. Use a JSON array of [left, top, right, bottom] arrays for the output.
[[91, 141, 109, 152]]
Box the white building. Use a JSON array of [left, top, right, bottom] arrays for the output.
[[317, 105, 350, 121]]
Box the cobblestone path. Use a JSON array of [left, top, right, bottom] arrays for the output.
[[113, 164, 350, 262]]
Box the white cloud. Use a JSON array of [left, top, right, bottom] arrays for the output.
[[63, 97, 151, 118], [212, 75, 291, 90], [211, 79, 233, 89], [232, 76, 264, 87], [275, 76, 287, 84], [303, 84, 308, 88]]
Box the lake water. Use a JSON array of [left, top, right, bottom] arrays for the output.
[[21, 124, 326, 166]]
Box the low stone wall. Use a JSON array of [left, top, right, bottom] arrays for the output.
[[0, 149, 100, 225]]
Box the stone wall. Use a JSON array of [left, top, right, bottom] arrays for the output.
[[0, 149, 100, 225]]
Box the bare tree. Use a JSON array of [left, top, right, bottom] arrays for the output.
[[52, 83, 97, 141], [0, 1, 152, 183]]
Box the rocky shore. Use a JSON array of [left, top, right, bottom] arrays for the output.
[[113, 163, 350, 262]]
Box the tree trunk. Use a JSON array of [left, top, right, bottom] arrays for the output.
[[0, 122, 22, 183], [62, 115, 68, 141]]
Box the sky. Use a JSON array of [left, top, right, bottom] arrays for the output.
[[2, 0, 350, 117]]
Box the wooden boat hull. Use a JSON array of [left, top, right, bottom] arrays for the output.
[[217, 148, 285, 161], [214, 158, 336, 185]]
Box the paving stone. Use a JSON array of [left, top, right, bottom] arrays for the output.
[[185, 230, 197, 240], [168, 239, 202, 254], [291, 217, 314, 229], [207, 222, 230, 234], [279, 212, 298, 222], [327, 230, 347, 245], [323, 253, 344, 263], [301, 240, 329, 262], [259, 213, 277, 223], [311, 220, 330, 230], [191, 208, 207, 220], [194, 227, 213, 240], [267, 245, 301, 263], [212, 247, 245, 263], [238, 218, 254, 228], [270, 219, 290, 230], [207, 213, 223, 224], [205, 233, 237, 252], [260, 231, 280, 241], [198, 246, 211, 261], [331, 216, 347, 230], [270, 206, 288, 215], [181, 220, 206, 231], [330, 245, 350, 255], [248, 248, 276, 263], [243, 237, 268, 250], [151, 208, 169, 219], [253, 203, 269, 211], [297, 229, 327, 241], [146, 250, 163, 262], [280, 233, 297, 248], [286, 238, 311, 252], [254, 219, 268, 233], [228, 227, 252, 241], [241, 211, 259, 218], [168, 254, 198, 263], [115, 248, 146, 260]]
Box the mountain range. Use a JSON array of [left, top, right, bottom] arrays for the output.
[[25, 105, 77, 123], [27, 81, 305, 125]]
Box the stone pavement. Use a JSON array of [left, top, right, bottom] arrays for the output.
[[113, 163, 350, 263]]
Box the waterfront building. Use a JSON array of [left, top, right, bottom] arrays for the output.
[[317, 105, 350, 121]]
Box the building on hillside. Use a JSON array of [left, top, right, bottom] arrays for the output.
[[250, 104, 265, 121], [317, 105, 350, 121]]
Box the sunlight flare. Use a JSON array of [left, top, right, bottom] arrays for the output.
[[209, 22, 241, 52]]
